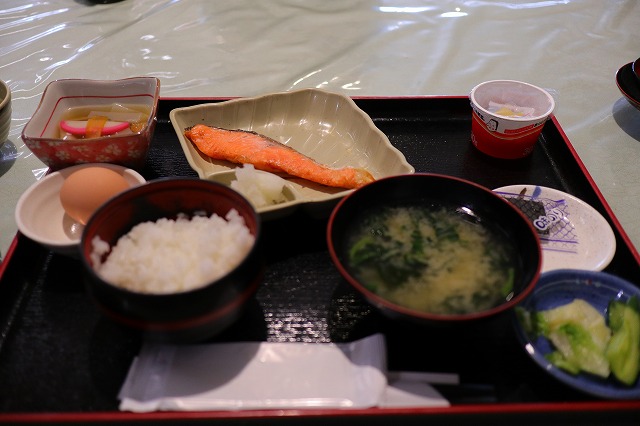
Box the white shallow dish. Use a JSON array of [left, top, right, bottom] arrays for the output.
[[15, 163, 146, 257], [169, 88, 415, 219], [493, 185, 616, 272]]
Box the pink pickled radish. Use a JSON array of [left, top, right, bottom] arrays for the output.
[[60, 120, 130, 136]]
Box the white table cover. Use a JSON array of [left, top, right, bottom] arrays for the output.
[[1, 0, 639, 261]]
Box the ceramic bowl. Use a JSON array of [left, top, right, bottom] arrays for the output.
[[514, 269, 640, 399], [0, 79, 11, 146], [169, 88, 415, 218], [327, 173, 542, 325], [79, 178, 263, 343], [15, 163, 146, 257], [21, 77, 160, 170]]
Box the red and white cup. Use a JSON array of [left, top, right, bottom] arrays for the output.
[[469, 80, 555, 159]]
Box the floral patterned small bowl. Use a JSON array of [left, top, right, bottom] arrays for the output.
[[21, 77, 160, 171]]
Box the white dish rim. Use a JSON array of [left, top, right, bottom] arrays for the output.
[[493, 184, 616, 272]]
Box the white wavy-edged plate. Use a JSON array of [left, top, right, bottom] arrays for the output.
[[169, 89, 415, 219], [493, 185, 616, 272]]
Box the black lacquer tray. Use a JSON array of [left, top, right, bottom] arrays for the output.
[[1, 97, 639, 425]]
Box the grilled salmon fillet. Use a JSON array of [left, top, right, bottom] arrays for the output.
[[184, 124, 375, 189]]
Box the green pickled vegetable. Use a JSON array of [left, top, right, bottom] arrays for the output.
[[546, 322, 610, 378], [529, 297, 640, 386], [534, 299, 611, 378], [605, 296, 640, 386], [535, 299, 611, 350]]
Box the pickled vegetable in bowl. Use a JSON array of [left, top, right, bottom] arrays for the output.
[[514, 269, 640, 399], [21, 77, 160, 170], [58, 103, 151, 139]]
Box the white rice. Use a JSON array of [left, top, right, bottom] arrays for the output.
[[90, 209, 255, 294]]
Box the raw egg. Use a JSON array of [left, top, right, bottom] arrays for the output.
[[59, 166, 131, 224]]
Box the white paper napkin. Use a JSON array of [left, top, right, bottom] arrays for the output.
[[118, 333, 450, 412]]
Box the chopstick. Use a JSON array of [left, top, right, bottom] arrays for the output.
[[387, 371, 460, 385]]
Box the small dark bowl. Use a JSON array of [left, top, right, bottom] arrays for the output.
[[327, 173, 542, 326], [616, 62, 640, 111], [79, 178, 263, 343]]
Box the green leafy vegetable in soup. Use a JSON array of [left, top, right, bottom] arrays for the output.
[[346, 205, 517, 315]]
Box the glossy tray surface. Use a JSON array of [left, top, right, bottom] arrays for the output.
[[1, 97, 639, 423]]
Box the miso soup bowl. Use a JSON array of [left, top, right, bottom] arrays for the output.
[[21, 77, 160, 171], [327, 173, 542, 326], [79, 178, 263, 343]]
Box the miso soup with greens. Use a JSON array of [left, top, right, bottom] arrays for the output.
[[346, 202, 519, 315]]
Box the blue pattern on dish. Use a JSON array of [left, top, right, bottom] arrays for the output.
[[531, 185, 543, 199]]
